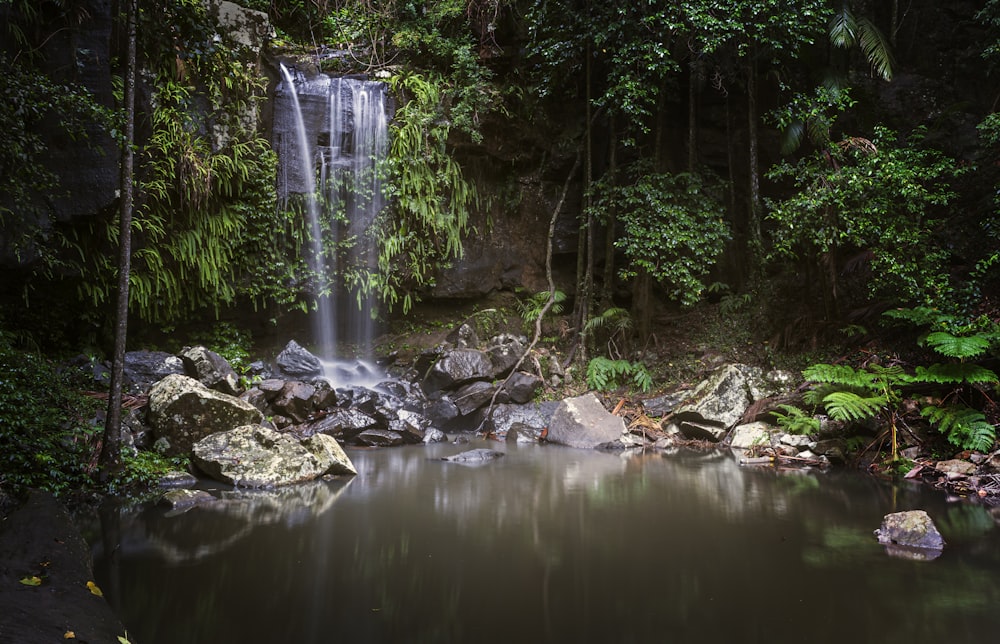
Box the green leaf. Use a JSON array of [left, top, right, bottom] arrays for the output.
[[914, 363, 999, 385]]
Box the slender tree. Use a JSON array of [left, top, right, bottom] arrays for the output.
[[100, 0, 137, 480]]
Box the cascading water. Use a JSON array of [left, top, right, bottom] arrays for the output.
[[275, 64, 389, 386]]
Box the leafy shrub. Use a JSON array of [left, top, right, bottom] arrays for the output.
[[0, 332, 102, 495]]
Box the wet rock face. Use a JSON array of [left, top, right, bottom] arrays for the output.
[[275, 340, 323, 379], [422, 348, 495, 393], [180, 345, 239, 395], [124, 350, 185, 394], [192, 424, 356, 488], [148, 374, 264, 456]]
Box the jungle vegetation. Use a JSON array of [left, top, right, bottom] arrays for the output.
[[2, 0, 1000, 490]]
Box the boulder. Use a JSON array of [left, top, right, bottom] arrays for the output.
[[452, 380, 496, 416], [423, 428, 448, 444], [423, 396, 461, 424], [729, 422, 773, 450], [501, 371, 543, 404], [486, 334, 525, 377], [672, 364, 756, 441], [442, 448, 504, 463], [272, 381, 317, 423], [546, 393, 626, 449], [486, 401, 559, 436], [275, 340, 323, 378], [446, 322, 479, 349], [148, 374, 264, 456], [159, 489, 216, 511], [294, 408, 378, 440], [874, 510, 945, 560], [180, 345, 239, 395], [423, 348, 494, 392], [192, 424, 356, 488], [356, 429, 405, 447], [124, 350, 185, 393]]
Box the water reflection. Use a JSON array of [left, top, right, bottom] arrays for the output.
[[92, 442, 1000, 644]]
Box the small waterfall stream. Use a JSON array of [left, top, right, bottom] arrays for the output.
[[274, 65, 389, 385]]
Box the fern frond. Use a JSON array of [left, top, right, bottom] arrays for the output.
[[914, 363, 999, 385], [771, 404, 821, 435], [883, 306, 945, 328], [922, 404, 996, 452], [822, 391, 887, 422], [923, 331, 991, 359]]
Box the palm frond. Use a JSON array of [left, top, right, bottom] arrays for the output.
[[855, 17, 894, 81], [828, 4, 857, 49]]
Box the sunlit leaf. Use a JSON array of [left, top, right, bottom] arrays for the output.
[[64, 631, 76, 639], [87, 580, 103, 597], [19, 576, 42, 586]]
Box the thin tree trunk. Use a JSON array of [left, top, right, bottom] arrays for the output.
[[688, 59, 699, 172], [746, 52, 762, 269], [600, 114, 617, 309], [572, 37, 594, 366], [100, 0, 136, 480]]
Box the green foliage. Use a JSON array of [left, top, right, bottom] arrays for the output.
[[590, 169, 729, 307], [115, 451, 191, 494], [586, 356, 652, 393], [59, 1, 290, 324], [367, 71, 478, 312], [0, 330, 102, 496], [0, 48, 113, 266], [771, 404, 821, 435], [190, 322, 253, 374], [770, 84, 856, 154], [767, 127, 964, 308], [799, 308, 1000, 455]]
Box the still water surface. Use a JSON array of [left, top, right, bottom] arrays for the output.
[[92, 441, 1000, 643]]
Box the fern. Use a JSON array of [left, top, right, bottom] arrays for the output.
[[921, 405, 996, 453], [586, 357, 652, 393], [519, 290, 566, 323], [771, 404, 820, 435]]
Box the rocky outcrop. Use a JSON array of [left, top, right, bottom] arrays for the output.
[[148, 374, 263, 455], [546, 393, 626, 449], [192, 424, 356, 488]]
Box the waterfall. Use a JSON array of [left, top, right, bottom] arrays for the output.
[[275, 65, 389, 386]]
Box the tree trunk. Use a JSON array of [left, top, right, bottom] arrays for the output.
[[572, 37, 594, 366], [100, 0, 137, 480], [688, 59, 699, 172], [600, 114, 617, 309], [746, 51, 762, 270]]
